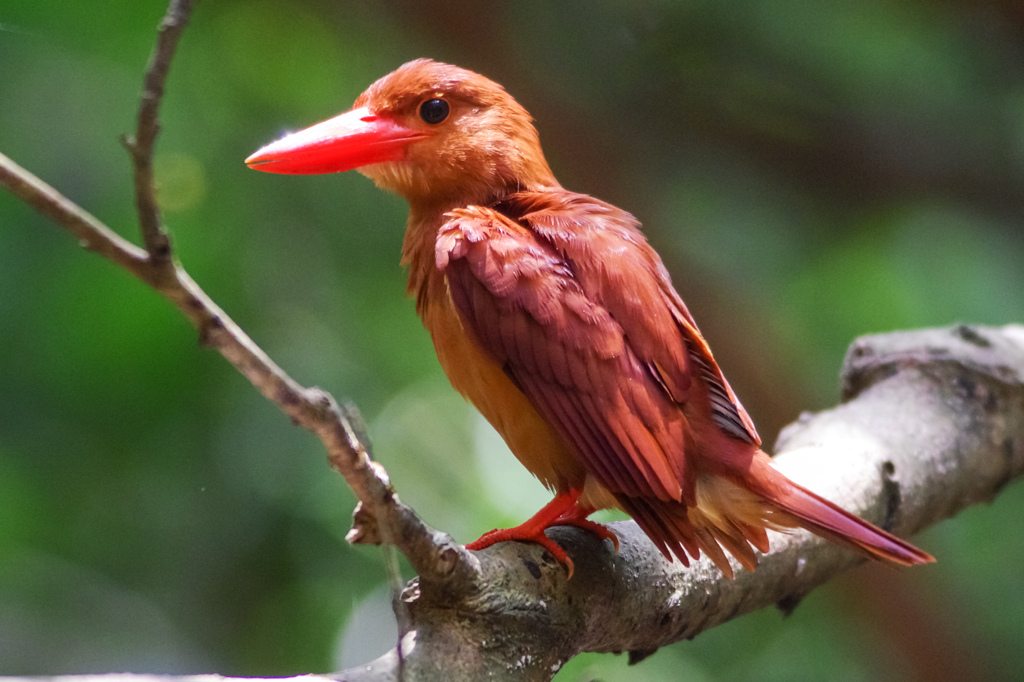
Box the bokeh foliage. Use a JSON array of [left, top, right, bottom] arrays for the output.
[[1, 1, 1022, 679]]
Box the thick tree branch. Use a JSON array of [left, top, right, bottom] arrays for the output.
[[313, 324, 1023, 681], [2, 325, 1021, 682]]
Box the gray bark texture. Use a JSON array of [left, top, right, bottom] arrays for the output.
[[332, 323, 1023, 681]]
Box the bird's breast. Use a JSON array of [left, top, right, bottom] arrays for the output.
[[419, 280, 588, 494]]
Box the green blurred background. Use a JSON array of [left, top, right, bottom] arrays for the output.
[[2, 1, 1023, 679]]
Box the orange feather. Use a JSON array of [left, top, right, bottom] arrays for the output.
[[247, 59, 934, 576]]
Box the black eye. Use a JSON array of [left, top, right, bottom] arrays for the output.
[[419, 98, 450, 124]]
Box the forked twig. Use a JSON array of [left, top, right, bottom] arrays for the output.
[[0, 0, 460, 587]]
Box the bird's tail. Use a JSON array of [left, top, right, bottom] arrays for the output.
[[620, 455, 934, 578], [754, 468, 935, 566]]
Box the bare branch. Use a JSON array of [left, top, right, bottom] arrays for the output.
[[121, 0, 191, 261], [0, 137, 465, 584], [0, 1, 460, 588], [2, 325, 1020, 682], [327, 323, 1023, 681], [0, 676, 333, 682], [0, 152, 149, 273]]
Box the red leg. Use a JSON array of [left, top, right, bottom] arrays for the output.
[[467, 489, 618, 577]]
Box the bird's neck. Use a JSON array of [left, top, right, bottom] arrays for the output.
[[402, 193, 491, 314], [401, 202, 451, 315]]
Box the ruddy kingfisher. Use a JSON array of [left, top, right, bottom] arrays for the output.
[[247, 59, 933, 577]]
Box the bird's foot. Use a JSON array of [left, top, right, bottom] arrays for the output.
[[466, 489, 618, 578], [551, 508, 620, 553], [468, 525, 577, 576]]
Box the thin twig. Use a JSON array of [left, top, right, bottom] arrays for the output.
[[0, 132, 465, 585], [123, 0, 192, 262], [0, 0, 462, 587], [0, 152, 149, 274]]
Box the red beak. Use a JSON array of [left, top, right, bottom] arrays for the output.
[[245, 106, 429, 175]]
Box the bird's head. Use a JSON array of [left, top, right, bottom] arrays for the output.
[[246, 59, 557, 205]]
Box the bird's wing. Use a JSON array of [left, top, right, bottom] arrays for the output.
[[436, 191, 757, 504], [501, 191, 760, 447]]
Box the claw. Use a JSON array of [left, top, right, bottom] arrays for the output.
[[553, 513, 620, 553], [466, 489, 617, 577]]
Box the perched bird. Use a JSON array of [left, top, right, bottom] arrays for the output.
[[246, 59, 933, 577]]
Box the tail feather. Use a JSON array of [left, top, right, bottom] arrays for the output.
[[708, 522, 758, 575], [734, 520, 770, 555], [762, 476, 935, 567], [626, 496, 690, 566], [617, 459, 934, 577], [693, 524, 739, 578]]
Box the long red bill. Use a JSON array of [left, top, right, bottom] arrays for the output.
[[245, 106, 429, 175]]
